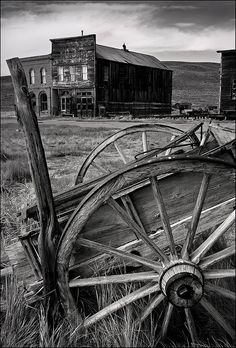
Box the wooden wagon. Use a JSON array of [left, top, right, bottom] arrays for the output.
[[2, 58, 235, 345]]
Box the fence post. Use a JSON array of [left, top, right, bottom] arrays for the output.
[[6, 57, 61, 316]]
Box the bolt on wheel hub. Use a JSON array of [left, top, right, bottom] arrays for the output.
[[160, 261, 204, 308]]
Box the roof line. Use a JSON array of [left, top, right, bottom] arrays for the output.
[[96, 43, 159, 59]]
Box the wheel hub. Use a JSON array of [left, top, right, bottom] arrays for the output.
[[160, 261, 204, 308]]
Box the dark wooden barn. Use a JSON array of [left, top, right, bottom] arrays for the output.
[[217, 49, 236, 117], [20, 34, 172, 117], [95, 43, 172, 116]]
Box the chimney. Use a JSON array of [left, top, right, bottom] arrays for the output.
[[123, 43, 126, 51], [81, 30, 84, 36]]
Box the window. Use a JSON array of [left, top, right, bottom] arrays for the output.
[[40, 93, 48, 111], [40, 68, 46, 84], [29, 69, 35, 84], [58, 66, 64, 82], [70, 66, 76, 82], [82, 65, 88, 80], [104, 66, 109, 81], [232, 79, 236, 100]]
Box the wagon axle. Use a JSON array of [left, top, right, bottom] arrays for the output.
[[160, 261, 204, 308]]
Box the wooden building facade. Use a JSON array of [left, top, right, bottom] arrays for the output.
[[20, 34, 172, 117], [217, 49, 236, 116]]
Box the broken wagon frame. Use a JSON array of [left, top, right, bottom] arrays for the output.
[[3, 58, 236, 345]]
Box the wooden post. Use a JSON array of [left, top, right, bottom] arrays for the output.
[[6, 58, 61, 314]]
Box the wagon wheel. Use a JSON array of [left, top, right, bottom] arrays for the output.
[[75, 123, 201, 184], [57, 156, 235, 344]]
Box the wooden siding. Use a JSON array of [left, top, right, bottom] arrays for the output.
[[96, 58, 172, 115], [51, 34, 96, 89], [219, 51, 236, 113]]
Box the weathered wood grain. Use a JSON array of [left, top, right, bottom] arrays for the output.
[[191, 210, 235, 264], [83, 282, 160, 328], [182, 173, 211, 258], [56, 157, 235, 320], [150, 176, 177, 257], [6, 58, 61, 312]]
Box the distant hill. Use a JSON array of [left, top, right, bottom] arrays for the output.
[[0, 61, 220, 113], [163, 61, 220, 108]]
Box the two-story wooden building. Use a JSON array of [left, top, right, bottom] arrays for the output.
[[20, 34, 172, 117], [217, 49, 236, 117]]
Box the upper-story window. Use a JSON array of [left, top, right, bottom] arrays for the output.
[[40, 68, 46, 84], [29, 69, 35, 84], [232, 79, 236, 100], [104, 66, 109, 82], [58, 66, 64, 82], [70, 66, 76, 82], [82, 65, 88, 80]]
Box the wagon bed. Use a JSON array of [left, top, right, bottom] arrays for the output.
[[2, 57, 236, 345]]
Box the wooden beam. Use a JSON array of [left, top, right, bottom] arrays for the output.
[[6, 58, 61, 315]]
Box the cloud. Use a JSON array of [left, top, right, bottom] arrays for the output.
[[1, 1, 235, 75], [175, 23, 195, 28]]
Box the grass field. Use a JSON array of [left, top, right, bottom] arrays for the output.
[[1, 119, 235, 347]]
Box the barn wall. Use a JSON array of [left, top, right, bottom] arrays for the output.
[[96, 58, 172, 115], [219, 51, 236, 113]]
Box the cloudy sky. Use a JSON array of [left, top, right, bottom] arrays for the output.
[[1, 0, 235, 75]]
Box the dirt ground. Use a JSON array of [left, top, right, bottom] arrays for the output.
[[1, 114, 235, 132]]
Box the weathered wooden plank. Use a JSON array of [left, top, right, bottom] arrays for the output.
[[69, 198, 235, 278], [4, 241, 36, 285], [210, 124, 235, 146], [7, 58, 61, 312]]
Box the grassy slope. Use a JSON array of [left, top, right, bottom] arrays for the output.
[[0, 61, 220, 113], [163, 61, 220, 108]]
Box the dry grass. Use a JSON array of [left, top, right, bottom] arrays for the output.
[[1, 253, 234, 348], [0, 123, 116, 242], [1, 120, 235, 347]]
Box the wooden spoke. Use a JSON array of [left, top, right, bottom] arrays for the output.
[[182, 173, 211, 259], [83, 282, 160, 328], [200, 297, 235, 338], [184, 308, 198, 344], [191, 210, 235, 264], [142, 131, 148, 153], [160, 303, 174, 339], [199, 245, 235, 269], [114, 141, 129, 164], [139, 292, 165, 323], [121, 194, 148, 236], [165, 135, 175, 155], [150, 176, 177, 258], [78, 238, 162, 272], [91, 161, 110, 175], [204, 269, 235, 280], [121, 196, 140, 239], [205, 283, 235, 301], [69, 271, 159, 288], [107, 197, 168, 264]]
